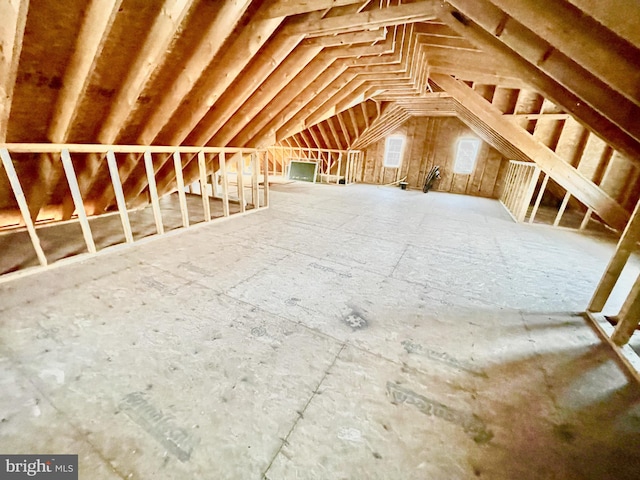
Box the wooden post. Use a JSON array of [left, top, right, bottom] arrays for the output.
[[106, 151, 134, 243], [337, 152, 342, 184], [580, 208, 593, 230], [344, 151, 351, 185], [518, 166, 540, 222], [219, 151, 230, 217], [236, 152, 246, 213], [554, 192, 571, 227], [143, 150, 164, 235], [197, 151, 211, 221], [172, 151, 189, 228], [262, 150, 269, 208], [0, 149, 48, 266], [611, 274, 640, 345], [60, 149, 96, 253], [251, 152, 259, 208], [529, 173, 549, 224], [589, 199, 640, 312]]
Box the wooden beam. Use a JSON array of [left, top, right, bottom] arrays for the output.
[[488, 0, 640, 108], [432, 73, 629, 231], [200, 43, 323, 147], [302, 28, 387, 47], [443, 1, 640, 164], [0, 0, 29, 142], [98, 0, 193, 143], [60, 150, 96, 254], [288, 1, 439, 37], [143, 151, 164, 235], [137, 0, 252, 145], [106, 151, 133, 243], [236, 153, 246, 213], [0, 148, 47, 266], [439, 2, 640, 166], [337, 112, 351, 147], [611, 275, 640, 346], [159, 15, 284, 145], [257, 0, 365, 19], [49, 0, 122, 142], [589, 199, 640, 312]]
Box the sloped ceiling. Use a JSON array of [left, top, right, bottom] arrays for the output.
[[0, 0, 639, 229]]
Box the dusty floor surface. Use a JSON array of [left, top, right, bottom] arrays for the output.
[[1, 183, 640, 479]]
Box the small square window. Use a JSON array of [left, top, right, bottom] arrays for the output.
[[454, 138, 481, 174], [384, 136, 404, 168]]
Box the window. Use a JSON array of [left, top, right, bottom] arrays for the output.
[[384, 135, 405, 168], [453, 138, 481, 174]]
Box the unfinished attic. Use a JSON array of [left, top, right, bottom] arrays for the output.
[[2, 0, 640, 478]]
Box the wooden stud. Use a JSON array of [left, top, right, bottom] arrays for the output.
[[219, 151, 230, 217], [580, 208, 593, 231], [611, 274, 640, 346], [106, 151, 134, 243], [143, 151, 164, 235], [251, 152, 259, 208], [173, 152, 190, 228], [262, 150, 270, 208], [0, 149, 47, 266], [197, 151, 211, 221], [234, 152, 246, 213], [60, 150, 96, 254], [553, 192, 571, 227], [528, 173, 548, 224], [518, 165, 540, 222], [589, 199, 640, 312]]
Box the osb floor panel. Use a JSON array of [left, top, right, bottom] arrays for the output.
[[1, 183, 639, 479]]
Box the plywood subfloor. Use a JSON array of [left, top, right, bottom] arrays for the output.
[[1, 183, 639, 479]]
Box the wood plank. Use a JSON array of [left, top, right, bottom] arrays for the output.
[[528, 173, 548, 224], [219, 151, 230, 217], [143, 151, 164, 235], [49, 0, 121, 142], [163, 16, 284, 145], [0, 0, 29, 142], [251, 152, 259, 207], [60, 150, 96, 254], [489, 0, 640, 108], [235, 153, 246, 213], [173, 152, 190, 228], [197, 151, 211, 221], [262, 150, 270, 208], [0, 148, 47, 266], [589, 199, 640, 312], [611, 275, 640, 345], [106, 151, 133, 243], [99, 0, 193, 143], [439, 1, 640, 165], [257, 0, 364, 19], [288, 1, 439, 36], [432, 73, 629, 231], [138, 0, 252, 144]]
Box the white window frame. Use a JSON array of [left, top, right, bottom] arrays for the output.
[[383, 135, 405, 168], [453, 138, 481, 174]]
